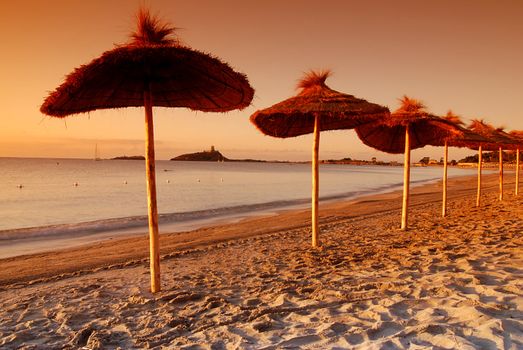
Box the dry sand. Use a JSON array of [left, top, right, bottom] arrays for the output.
[[0, 174, 522, 349]]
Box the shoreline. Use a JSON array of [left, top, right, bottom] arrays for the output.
[[0, 172, 508, 286], [0, 173, 468, 259]]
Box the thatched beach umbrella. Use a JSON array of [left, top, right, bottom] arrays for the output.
[[356, 96, 461, 230], [40, 9, 254, 293], [495, 127, 519, 196], [250, 70, 389, 247], [509, 131, 523, 196], [440, 111, 490, 216], [468, 120, 517, 203], [495, 128, 519, 201], [463, 120, 494, 207]]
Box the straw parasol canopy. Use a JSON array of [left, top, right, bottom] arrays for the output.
[[509, 130, 523, 143], [355, 97, 462, 154], [443, 111, 489, 148], [41, 11, 253, 116], [356, 96, 462, 230], [250, 70, 390, 137], [40, 9, 254, 293], [250, 70, 389, 247], [509, 130, 523, 146], [467, 120, 516, 151]]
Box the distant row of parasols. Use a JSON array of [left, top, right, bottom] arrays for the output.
[[250, 71, 523, 248]]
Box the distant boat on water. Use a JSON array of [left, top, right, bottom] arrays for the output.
[[94, 144, 101, 161]]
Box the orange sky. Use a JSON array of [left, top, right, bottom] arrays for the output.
[[1, 0, 522, 161]]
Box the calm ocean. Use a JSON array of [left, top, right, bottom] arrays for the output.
[[0, 158, 477, 241]]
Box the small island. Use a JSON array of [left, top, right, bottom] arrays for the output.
[[171, 146, 228, 162], [170, 146, 271, 162], [111, 155, 145, 160]]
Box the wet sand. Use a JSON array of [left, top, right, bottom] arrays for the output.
[[0, 173, 522, 349]]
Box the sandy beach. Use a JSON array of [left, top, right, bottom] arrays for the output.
[[0, 173, 522, 349]]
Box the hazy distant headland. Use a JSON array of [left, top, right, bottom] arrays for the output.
[[321, 157, 401, 166], [170, 146, 403, 165], [111, 155, 145, 160]]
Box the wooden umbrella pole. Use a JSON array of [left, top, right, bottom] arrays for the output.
[[442, 140, 448, 217], [144, 88, 161, 293], [476, 145, 482, 207], [311, 114, 320, 247], [499, 147, 503, 201], [401, 126, 410, 230], [516, 148, 520, 196]]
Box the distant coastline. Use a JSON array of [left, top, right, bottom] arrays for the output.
[[111, 155, 145, 160], [321, 158, 401, 166], [170, 146, 404, 165]]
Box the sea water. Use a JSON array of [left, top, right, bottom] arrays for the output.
[[0, 158, 477, 243]]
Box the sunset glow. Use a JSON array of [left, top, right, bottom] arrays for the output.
[[1, 0, 522, 161]]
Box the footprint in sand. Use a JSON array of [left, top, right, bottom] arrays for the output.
[[243, 298, 261, 308], [84, 329, 132, 349], [251, 315, 274, 333], [345, 332, 365, 345], [473, 273, 500, 286], [276, 334, 322, 348], [321, 322, 347, 337], [366, 321, 403, 340], [203, 296, 226, 310]]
